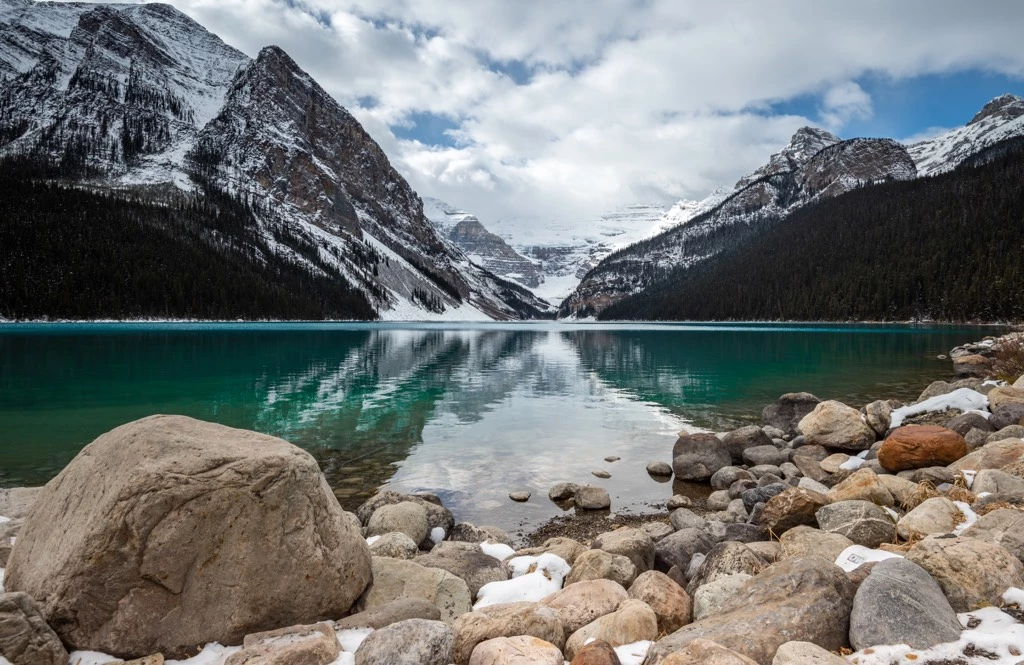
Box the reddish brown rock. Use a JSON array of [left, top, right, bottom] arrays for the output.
[[569, 640, 621, 665], [878, 426, 968, 472]]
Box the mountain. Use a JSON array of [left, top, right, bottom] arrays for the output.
[[599, 135, 1024, 323], [422, 198, 544, 288], [908, 94, 1024, 176], [560, 129, 917, 317], [0, 0, 552, 321]]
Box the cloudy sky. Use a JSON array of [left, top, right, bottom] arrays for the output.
[[118, 1, 1024, 222]]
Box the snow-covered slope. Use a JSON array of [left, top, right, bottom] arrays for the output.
[[561, 130, 917, 317], [0, 0, 552, 321], [908, 94, 1024, 176]]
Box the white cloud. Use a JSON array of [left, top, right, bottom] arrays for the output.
[[81, 0, 1024, 226]]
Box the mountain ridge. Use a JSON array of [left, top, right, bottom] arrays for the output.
[[0, 0, 553, 321]]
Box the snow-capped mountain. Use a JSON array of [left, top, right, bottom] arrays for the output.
[[422, 198, 543, 288], [908, 94, 1024, 176], [0, 0, 551, 321], [561, 130, 917, 317], [425, 198, 672, 304]]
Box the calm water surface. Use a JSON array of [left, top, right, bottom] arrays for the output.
[[0, 322, 1004, 531]]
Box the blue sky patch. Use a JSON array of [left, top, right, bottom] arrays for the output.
[[392, 111, 461, 146]]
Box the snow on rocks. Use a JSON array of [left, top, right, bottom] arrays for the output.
[[890, 388, 990, 428], [472, 554, 570, 609]]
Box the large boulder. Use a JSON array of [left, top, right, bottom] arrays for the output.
[[644, 556, 856, 665], [763, 393, 821, 437], [686, 543, 762, 596], [657, 638, 759, 665], [992, 403, 1024, 430], [336, 598, 442, 630], [949, 438, 1024, 472], [989, 386, 1024, 410], [849, 558, 962, 651], [906, 536, 1024, 612], [693, 574, 752, 621], [564, 599, 658, 660], [416, 543, 510, 599], [229, 622, 340, 665], [468, 635, 563, 665], [946, 411, 995, 436], [451, 602, 565, 665], [972, 469, 1024, 495], [629, 571, 693, 634], [358, 491, 454, 541], [878, 426, 968, 472], [961, 508, 1024, 563], [0, 592, 68, 665], [540, 579, 628, 634], [357, 557, 472, 623], [798, 401, 875, 451], [4, 415, 371, 660], [592, 528, 655, 573], [566, 549, 637, 588], [721, 426, 773, 464], [896, 498, 962, 540], [366, 502, 430, 545], [778, 527, 853, 562], [672, 434, 731, 481], [654, 528, 716, 573], [863, 401, 893, 437], [355, 619, 453, 665], [575, 486, 612, 511], [826, 469, 894, 506], [814, 501, 896, 549]]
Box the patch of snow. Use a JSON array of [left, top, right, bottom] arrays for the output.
[[480, 541, 516, 561], [473, 568, 565, 609], [430, 527, 445, 544], [962, 470, 978, 488], [882, 506, 900, 521], [834, 545, 903, 572], [67, 653, 123, 665], [166, 643, 242, 665], [326, 654, 355, 665], [615, 640, 654, 665], [890, 388, 989, 428], [849, 606, 1024, 665], [335, 628, 373, 653], [506, 553, 571, 580], [954, 501, 979, 535], [365, 535, 380, 546], [1002, 587, 1024, 607], [840, 457, 866, 471]]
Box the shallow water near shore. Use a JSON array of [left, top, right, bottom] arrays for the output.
[[0, 321, 1009, 533]]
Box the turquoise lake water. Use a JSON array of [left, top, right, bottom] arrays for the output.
[[0, 322, 1005, 531]]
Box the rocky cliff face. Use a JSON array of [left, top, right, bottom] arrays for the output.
[[423, 198, 543, 288], [0, 0, 552, 320], [560, 131, 917, 317]]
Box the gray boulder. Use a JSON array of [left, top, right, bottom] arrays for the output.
[[864, 400, 893, 437], [686, 542, 762, 596], [645, 556, 855, 665], [448, 523, 513, 547], [670, 508, 708, 531], [355, 618, 453, 665], [946, 411, 995, 436], [592, 527, 655, 573], [367, 502, 430, 545], [654, 527, 716, 573], [849, 558, 962, 651], [711, 467, 755, 491], [673, 434, 731, 481], [906, 536, 1024, 612], [972, 469, 1024, 496], [0, 592, 68, 665], [416, 543, 509, 599], [451, 602, 565, 665], [357, 491, 454, 540], [336, 598, 442, 629], [992, 403, 1024, 430], [575, 485, 612, 511], [815, 501, 896, 549], [722, 426, 773, 464], [741, 483, 790, 513], [763, 393, 822, 437], [369, 532, 419, 560], [357, 557, 472, 623], [961, 508, 1024, 563], [743, 446, 789, 467], [5, 415, 371, 660], [798, 401, 876, 451]]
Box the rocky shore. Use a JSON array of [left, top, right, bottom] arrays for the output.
[[2, 333, 1024, 665]]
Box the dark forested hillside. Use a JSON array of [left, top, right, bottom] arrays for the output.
[[0, 160, 377, 320], [600, 141, 1024, 322]]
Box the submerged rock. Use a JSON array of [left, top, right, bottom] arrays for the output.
[[5, 415, 371, 660]]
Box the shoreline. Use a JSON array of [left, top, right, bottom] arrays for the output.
[[2, 332, 1024, 664]]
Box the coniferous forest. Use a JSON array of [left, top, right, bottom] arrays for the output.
[[599, 140, 1024, 323], [0, 159, 377, 321]]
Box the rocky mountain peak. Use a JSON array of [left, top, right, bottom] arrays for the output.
[[735, 125, 839, 189], [969, 93, 1024, 126]]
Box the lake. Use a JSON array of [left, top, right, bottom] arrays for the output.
[[0, 322, 1003, 534]]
